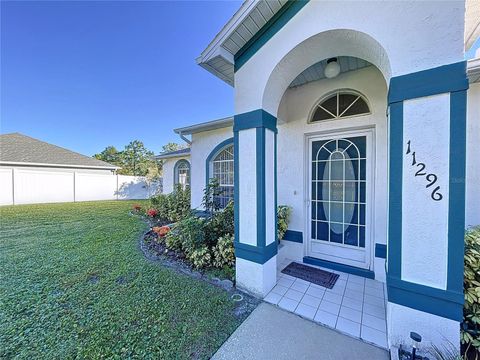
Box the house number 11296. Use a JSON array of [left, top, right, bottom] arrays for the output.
[[406, 140, 443, 201]]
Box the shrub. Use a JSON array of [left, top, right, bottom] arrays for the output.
[[212, 234, 235, 268], [132, 204, 142, 212], [165, 215, 206, 255], [202, 178, 223, 215], [188, 246, 212, 269], [146, 208, 158, 218], [165, 230, 182, 251], [277, 205, 291, 241], [149, 184, 191, 223], [203, 200, 234, 247], [462, 226, 480, 353]]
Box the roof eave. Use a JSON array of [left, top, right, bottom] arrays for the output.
[[174, 116, 234, 135]]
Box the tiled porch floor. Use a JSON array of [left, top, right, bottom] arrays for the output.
[[264, 259, 388, 349]]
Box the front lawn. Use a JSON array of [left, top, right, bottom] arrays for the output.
[[0, 201, 244, 359]]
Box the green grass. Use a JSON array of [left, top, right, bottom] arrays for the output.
[[0, 201, 243, 359]]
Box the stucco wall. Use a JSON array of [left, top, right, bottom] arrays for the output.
[[466, 82, 480, 227], [276, 66, 388, 280], [161, 156, 190, 194], [234, 0, 465, 115], [190, 127, 233, 209]]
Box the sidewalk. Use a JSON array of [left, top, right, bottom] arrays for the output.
[[212, 303, 390, 360]]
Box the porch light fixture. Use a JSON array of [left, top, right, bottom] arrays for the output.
[[324, 58, 341, 78]]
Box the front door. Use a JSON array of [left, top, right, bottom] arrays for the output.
[[308, 131, 372, 269]]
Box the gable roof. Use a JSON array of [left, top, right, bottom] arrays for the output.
[[155, 147, 191, 160], [0, 133, 118, 170]]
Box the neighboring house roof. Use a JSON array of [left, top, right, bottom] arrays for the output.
[[174, 116, 233, 135], [468, 55, 480, 84], [465, 0, 480, 51], [155, 147, 191, 160], [0, 132, 119, 170], [197, 0, 480, 86]]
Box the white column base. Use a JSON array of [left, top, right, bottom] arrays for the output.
[[387, 302, 460, 352], [236, 256, 277, 297]]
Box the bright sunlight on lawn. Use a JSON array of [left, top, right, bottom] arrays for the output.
[[0, 201, 243, 359]]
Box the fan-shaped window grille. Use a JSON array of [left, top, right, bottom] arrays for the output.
[[311, 91, 370, 122]]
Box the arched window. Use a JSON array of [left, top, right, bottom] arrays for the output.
[[174, 160, 190, 190], [208, 141, 234, 209], [310, 90, 370, 122]]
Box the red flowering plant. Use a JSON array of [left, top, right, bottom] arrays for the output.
[[132, 204, 142, 212], [146, 208, 158, 218], [152, 226, 170, 238]]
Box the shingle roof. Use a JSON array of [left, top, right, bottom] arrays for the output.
[[0, 133, 118, 169], [155, 147, 191, 160]]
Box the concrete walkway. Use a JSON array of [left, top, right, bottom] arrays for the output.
[[213, 303, 390, 360]]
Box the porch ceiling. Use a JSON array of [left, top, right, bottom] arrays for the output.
[[288, 57, 373, 88]]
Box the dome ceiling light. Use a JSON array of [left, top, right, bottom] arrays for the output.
[[324, 58, 341, 79]]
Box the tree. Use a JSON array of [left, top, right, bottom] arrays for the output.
[[161, 142, 187, 153], [121, 140, 156, 176], [93, 146, 122, 166], [93, 141, 161, 177]]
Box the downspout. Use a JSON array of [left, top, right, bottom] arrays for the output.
[[177, 131, 192, 145]]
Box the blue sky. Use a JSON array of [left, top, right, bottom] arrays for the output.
[[1, 1, 241, 155], [2, 2, 479, 156]]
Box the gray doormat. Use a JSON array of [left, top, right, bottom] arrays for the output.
[[281, 262, 339, 289]]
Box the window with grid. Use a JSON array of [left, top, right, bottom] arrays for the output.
[[174, 160, 190, 190], [311, 90, 370, 122], [212, 144, 234, 208]]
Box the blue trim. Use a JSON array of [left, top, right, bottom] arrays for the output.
[[387, 101, 403, 279], [173, 159, 190, 186], [303, 257, 375, 279], [234, 0, 309, 72], [204, 137, 234, 188], [386, 61, 468, 321], [387, 276, 463, 321], [447, 90, 467, 293], [256, 127, 266, 247], [375, 243, 387, 259], [233, 110, 278, 264], [233, 109, 277, 133], [234, 242, 278, 265], [283, 230, 303, 243], [233, 133, 240, 246], [388, 61, 469, 104]]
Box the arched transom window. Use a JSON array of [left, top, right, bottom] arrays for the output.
[[211, 144, 234, 208], [310, 90, 370, 122], [174, 160, 190, 190]]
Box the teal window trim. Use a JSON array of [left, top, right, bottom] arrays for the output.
[[233, 110, 278, 264], [204, 137, 234, 189], [173, 159, 190, 187], [234, 0, 309, 72]]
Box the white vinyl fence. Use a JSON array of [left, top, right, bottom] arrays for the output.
[[0, 168, 161, 206]]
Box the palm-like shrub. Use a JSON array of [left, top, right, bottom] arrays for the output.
[[463, 226, 480, 355]]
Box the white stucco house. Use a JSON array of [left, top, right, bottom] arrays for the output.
[[159, 0, 480, 352]]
